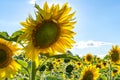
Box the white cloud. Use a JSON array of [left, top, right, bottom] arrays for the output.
[[74, 40, 113, 49], [28, 0, 36, 4]]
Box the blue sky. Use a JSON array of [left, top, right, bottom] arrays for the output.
[[0, 0, 120, 58]]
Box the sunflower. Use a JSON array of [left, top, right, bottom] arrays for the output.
[[19, 2, 76, 61], [111, 65, 120, 76], [74, 61, 82, 70], [96, 63, 102, 69], [84, 53, 93, 63], [80, 65, 99, 80], [112, 68, 118, 76], [101, 61, 108, 68], [109, 45, 120, 64], [53, 58, 63, 67], [0, 38, 20, 78], [96, 57, 101, 63]]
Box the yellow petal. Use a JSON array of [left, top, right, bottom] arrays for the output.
[[43, 2, 49, 12]]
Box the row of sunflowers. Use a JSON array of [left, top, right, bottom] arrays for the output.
[[0, 34, 120, 80], [0, 1, 119, 80]]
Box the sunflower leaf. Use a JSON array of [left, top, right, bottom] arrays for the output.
[[10, 30, 23, 42], [17, 59, 28, 68], [41, 51, 80, 61], [0, 31, 9, 40]]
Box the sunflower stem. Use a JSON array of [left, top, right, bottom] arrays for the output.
[[30, 61, 36, 80], [109, 61, 112, 80]]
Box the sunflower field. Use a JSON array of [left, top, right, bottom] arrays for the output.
[[0, 2, 120, 80]]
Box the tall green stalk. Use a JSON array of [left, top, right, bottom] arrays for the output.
[[30, 61, 36, 80]]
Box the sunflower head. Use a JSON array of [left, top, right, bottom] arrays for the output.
[[74, 61, 82, 70], [80, 65, 100, 80], [96, 57, 101, 63], [0, 38, 20, 78], [53, 58, 63, 67], [66, 64, 74, 74], [19, 2, 76, 61], [0, 48, 12, 68], [109, 45, 120, 64], [102, 61, 108, 68], [112, 69, 118, 76], [96, 63, 102, 69], [111, 65, 120, 76], [85, 53, 93, 63]]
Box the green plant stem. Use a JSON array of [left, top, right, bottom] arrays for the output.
[[109, 62, 112, 80], [30, 61, 36, 80]]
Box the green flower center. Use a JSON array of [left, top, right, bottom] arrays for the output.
[[0, 48, 12, 68], [87, 55, 92, 61], [111, 51, 119, 62], [82, 70, 93, 80], [33, 21, 60, 48]]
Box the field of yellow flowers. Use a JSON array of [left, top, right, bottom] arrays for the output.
[[1, 30, 120, 80], [0, 2, 120, 80]]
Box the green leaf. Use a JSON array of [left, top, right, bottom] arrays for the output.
[[45, 76, 58, 80], [0, 31, 9, 40], [17, 59, 28, 68], [48, 54, 80, 61], [10, 30, 23, 42], [40, 51, 80, 61]]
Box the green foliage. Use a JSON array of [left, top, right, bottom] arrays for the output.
[[42, 51, 81, 61], [0, 30, 23, 42], [1, 31, 120, 80], [17, 59, 28, 68], [4, 49, 120, 80], [45, 76, 58, 80], [10, 30, 23, 42], [0, 31, 9, 40]]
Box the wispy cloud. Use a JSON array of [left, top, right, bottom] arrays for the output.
[[28, 0, 36, 4], [74, 40, 113, 49]]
